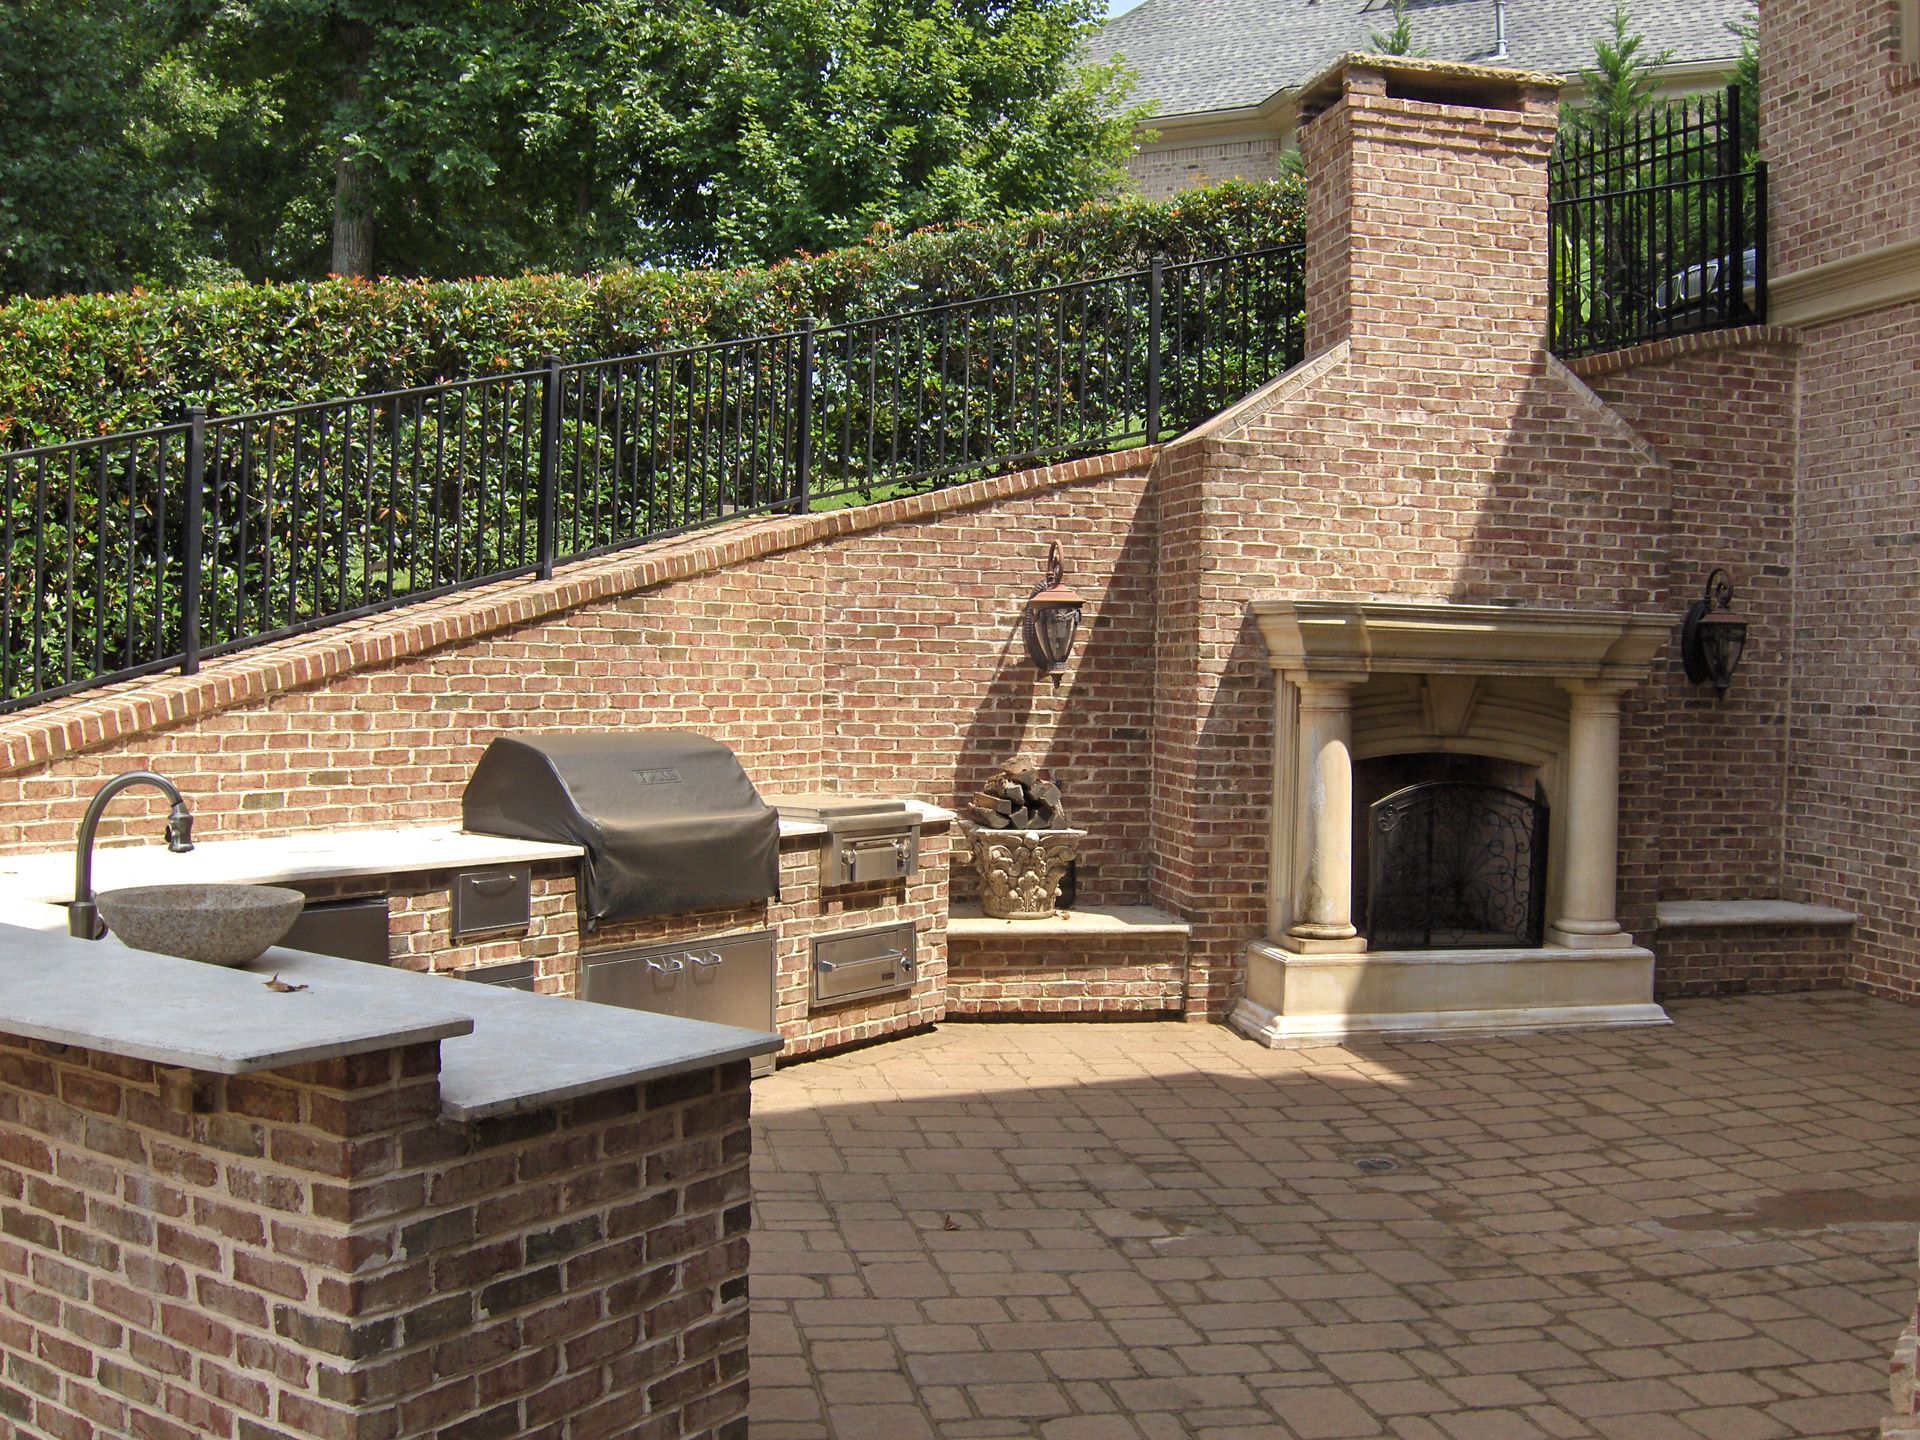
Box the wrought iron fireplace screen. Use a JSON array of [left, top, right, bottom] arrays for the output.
[[1365, 781, 1548, 950]]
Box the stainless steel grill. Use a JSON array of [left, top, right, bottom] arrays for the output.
[[462, 731, 781, 928]]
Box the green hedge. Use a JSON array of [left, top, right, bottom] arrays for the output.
[[0, 179, 1303, 449]]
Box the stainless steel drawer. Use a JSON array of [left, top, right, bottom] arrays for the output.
[[451, 865, 532, 940], [449, 958, 539, 991], [812, 922, 916, 1006], [283, 897, 391, 965], [581, 930, 778, 1074]]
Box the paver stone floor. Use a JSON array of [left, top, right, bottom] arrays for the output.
[[750, 992, 1920, 1439]]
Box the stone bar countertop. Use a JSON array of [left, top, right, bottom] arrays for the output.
[[0, 921, 780, 1119], [0, 825, 585, 916], [0, 806, 956, 913]]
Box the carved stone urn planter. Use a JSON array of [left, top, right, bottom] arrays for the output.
[[970, 826, 1087, 920]]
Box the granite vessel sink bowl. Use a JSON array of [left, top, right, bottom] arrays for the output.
[[95, 884, 305, 967]]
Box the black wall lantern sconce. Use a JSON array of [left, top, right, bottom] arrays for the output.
[[1022, 542, 1085, 676], [1681, 568, 1748, 697]]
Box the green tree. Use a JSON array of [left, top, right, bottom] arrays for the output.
[[1728, 11, 1759, 160], [1563, 2, 1674, 143], [594, 0, 1150, 267], [0, 0, 229, 296], [1368, 0, 1425, 58], [184, 0, 620, 281], [4, 0, 1145, 291]]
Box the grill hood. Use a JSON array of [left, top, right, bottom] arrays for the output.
[[461, 731, 780, 927]]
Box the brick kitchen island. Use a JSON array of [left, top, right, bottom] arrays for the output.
[[0, 919, 778, 1440]]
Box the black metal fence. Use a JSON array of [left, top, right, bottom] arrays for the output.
[[1549, 86, 1767, 357], [1, 244, 1305, 713]]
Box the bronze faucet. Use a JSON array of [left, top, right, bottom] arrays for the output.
[[69, 772, 195, 940]]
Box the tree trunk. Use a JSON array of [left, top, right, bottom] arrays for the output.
[[330, 151, 374, 278], [329, 27, 374, 278]]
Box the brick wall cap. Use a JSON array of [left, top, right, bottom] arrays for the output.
[[1565, 326, 1800, 379], [1298, 52, 1564, 122], [1159, 341, 1352, 455]]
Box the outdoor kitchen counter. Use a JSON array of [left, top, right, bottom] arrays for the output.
[[0, 919, 781, 1119], [0, 824, 586, 914], [0, 806, 955, 913]]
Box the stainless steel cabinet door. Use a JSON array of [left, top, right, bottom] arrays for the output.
[[581, 946, 689, 1017], [681, 932, 776, 1034], [580, 929, 776, 1035]]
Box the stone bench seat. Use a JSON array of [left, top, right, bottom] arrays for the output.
[[1653, 898, 1857, 997], [946, 903, 1190, 1016]]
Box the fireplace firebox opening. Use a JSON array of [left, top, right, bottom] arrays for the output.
[[1355, 754, 1548, 950]]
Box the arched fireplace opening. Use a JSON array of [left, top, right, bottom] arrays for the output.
[[1353, 753, 1548, 950]]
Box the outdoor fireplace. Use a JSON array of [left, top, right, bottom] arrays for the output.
[[1237, 597, 1672, 1045]]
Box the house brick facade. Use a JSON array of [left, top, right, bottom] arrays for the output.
[[1125, 136, 1285, 201], [1764, 0, 1920, 1005]]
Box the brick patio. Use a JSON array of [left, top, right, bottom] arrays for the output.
[[750, 993, 1920, 1439]]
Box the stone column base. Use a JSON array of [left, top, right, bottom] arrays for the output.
[[1546, 923, 1632, 950], [1271, 931, 1370, 957], [1231, 939, 1669, 1047]]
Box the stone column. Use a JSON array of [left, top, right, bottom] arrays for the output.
[[1547, 680, 1632, 949], [1285, 677, 1366, 953]]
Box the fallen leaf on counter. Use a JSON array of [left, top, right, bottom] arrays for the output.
[[264, 975, 308, 993], [942, 1215, 960, 1231]]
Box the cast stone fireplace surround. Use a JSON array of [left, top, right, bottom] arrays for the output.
[[1235, 597, 1674, 1046]]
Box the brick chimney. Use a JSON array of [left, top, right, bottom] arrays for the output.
[[1296, 54, 1564, 361]]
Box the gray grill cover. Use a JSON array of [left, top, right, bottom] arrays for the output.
[[461, 731, 780, 926]]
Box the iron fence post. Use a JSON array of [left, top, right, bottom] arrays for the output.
[[182, 406, 205, 676], [1146, 257, 1164, 444], [538, 357, 560, 579], [1752, 161, 1769, 322], [794, 318, 817, 515]]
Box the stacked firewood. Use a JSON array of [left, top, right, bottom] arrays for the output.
[[970, 757, 1068, 831]]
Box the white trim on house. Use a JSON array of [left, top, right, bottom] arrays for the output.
[[1771, 235, 1920, 327]]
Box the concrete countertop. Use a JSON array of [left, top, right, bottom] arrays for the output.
[[0, 802, 952, 1117], [0, 805, 956, 905], [0, 825, 585, 911], [0, 922, 780, 1118]]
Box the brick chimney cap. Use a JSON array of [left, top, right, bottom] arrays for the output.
[[1296, 52, 1564, 123]]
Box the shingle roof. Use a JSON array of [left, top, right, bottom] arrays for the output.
[[1088, 0, 1754, 120]]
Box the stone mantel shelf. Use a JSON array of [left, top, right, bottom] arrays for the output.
[[1250, 597, 1672, 682]]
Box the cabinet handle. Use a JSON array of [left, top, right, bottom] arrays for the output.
[[689, 952, 724, 968], [466, 873, 519, 896], [817, 949, 905, 972], [646, 957, 685, 974]]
